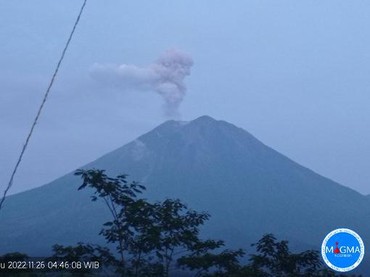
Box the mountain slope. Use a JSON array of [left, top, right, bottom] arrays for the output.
[[1, 116, 369, 271]]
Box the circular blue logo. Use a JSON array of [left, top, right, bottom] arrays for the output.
[[321, 228, 365, 272]]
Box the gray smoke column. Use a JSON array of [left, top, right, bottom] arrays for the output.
[[90, 49, 194, 117]]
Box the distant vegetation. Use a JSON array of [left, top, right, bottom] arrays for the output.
[[0, 169, 362, 277]]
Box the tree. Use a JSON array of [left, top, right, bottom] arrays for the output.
[[246, 234, 362, 277], [178, 242, 245, 277], [248, 233, 320, 276], [67, 169, 236, 277], [149, 199, 210, 276], [75, 169, 148, 275]]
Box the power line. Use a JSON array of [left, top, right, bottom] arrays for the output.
[[0, 0, 88, 211]]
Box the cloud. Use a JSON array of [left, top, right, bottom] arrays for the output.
[[90, 49, 194, 117]]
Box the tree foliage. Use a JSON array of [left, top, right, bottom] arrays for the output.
[[248, 233, 321, 276], [68, 169, 238, 277], [3, 169, 361, 277], [47, 169, 361, 277], [242, 234, 362, 277]]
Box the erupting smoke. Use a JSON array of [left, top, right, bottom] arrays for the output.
[[90, 49, 194, 117]]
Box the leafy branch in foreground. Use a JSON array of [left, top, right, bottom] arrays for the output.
[[65, 169, 237, 277]]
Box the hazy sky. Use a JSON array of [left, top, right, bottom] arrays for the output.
[[1, 0, 370, 195]]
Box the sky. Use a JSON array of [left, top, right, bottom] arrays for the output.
[[0, 0, 370, 195]]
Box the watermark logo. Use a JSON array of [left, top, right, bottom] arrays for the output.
[[321, 228, 365, 272]]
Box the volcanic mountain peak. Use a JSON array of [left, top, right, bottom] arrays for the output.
[[135, 115, 261, 151], [1, 115, 369, 277]]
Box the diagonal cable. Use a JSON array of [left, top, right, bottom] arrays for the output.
[[0, 0, 88, 211]]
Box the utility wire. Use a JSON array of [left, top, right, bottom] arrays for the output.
[[0, 0, 88, 211]]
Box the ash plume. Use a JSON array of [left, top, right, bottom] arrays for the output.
[[90, 49, 194, 117]]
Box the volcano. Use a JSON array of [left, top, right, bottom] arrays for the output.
[[1, 116, 369, 273]]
